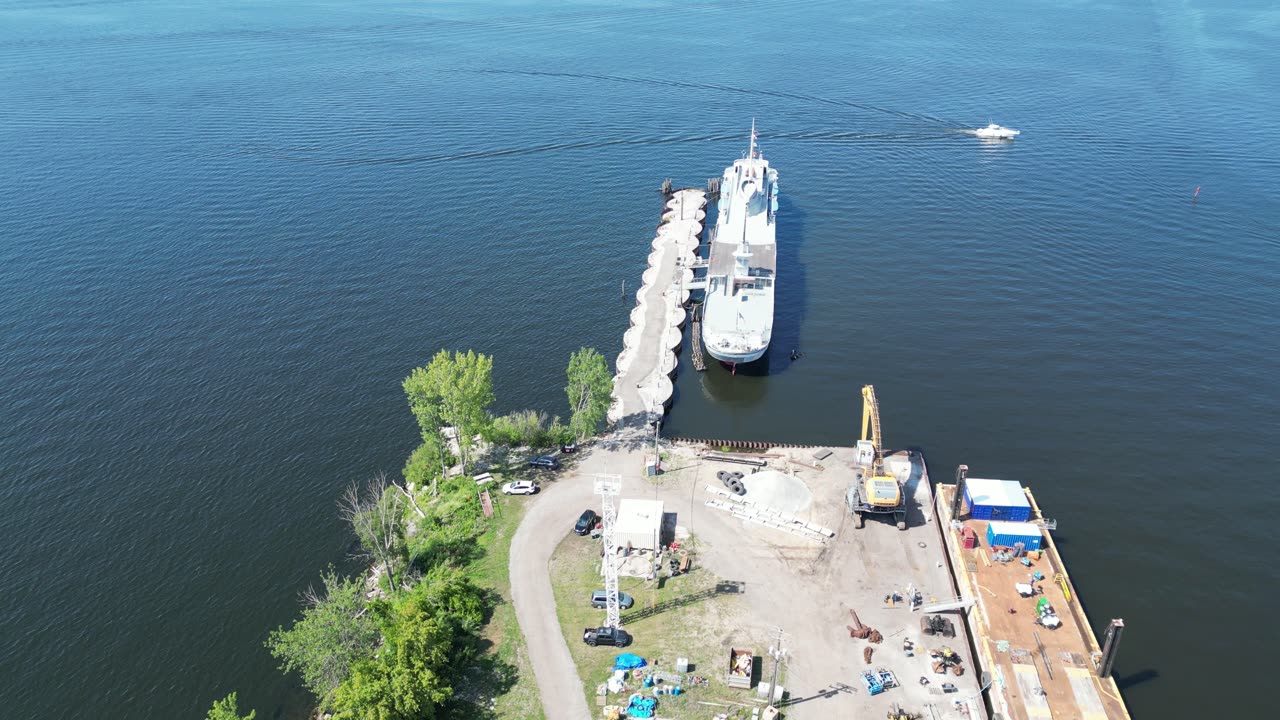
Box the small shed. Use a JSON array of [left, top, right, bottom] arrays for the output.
[[986, 521, 1043, 551], [615, 499, 664, 551], [964, 478, 1032, 522]]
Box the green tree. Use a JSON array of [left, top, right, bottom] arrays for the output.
[[402, 439, 446, 496], [206, 692, 255, 720], [403, 350, 495, 472], [328, 567, 486, 720], [487, 409, 556, 448], [329, 614, 454, 720], [266, 568, 381, 706], [406, 477, 486, 568], [565, 347, 613, 441]]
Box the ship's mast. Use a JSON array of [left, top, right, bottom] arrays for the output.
[[733, 120, 757, 281]]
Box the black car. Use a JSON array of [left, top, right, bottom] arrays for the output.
[[528, 455, 559, 470], [560, 442, 577, 454], [583, 626, 632, 647], [574, 509, 599, 536]]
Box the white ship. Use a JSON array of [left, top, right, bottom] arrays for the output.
[[972, 122, 1020, 139], [701, 121, 779, 368]]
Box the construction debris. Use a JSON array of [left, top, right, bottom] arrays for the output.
[[847, 608, 884, 643], [863, 646, 874, 664], [887, 704, 919, 720], [847, 609, 872, 639]]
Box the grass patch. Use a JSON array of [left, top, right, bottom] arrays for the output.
[[464, 490, 545, 720], [549, 534, 770, 718]]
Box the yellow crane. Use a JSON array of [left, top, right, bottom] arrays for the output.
[[848, 385, 907, 530]]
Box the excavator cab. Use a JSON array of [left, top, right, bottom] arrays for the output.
[[855, 440, 876, 469]]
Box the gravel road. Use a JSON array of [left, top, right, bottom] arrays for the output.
[[508, 457, 603, 720]]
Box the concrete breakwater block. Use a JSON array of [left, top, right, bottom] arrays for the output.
[[667, 303, 686, 328], [653, 375, 673, 408], [622, 325, 642, 350]]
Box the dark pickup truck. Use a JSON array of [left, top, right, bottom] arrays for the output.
[[582, 626, 632, 647]]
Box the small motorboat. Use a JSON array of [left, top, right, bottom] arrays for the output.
[[972, 122, 1020, 139]]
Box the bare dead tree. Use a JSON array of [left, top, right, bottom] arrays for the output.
[[338, 472, 406, 593]]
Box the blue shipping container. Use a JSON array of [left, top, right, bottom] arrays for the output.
[[986, 521, 1043, 551], [965, 478, 1032, 522]]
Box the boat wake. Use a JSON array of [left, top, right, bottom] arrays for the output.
[[234, 128, 962, 167], [451, 68, 960, 127]]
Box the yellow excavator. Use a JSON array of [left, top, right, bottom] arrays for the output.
[[848, 385, 907, 530]]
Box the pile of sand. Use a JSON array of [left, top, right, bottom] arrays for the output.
[[740, 470, 812, 514]]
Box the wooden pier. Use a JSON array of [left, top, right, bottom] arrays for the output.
[[690, 303, 706, 371]]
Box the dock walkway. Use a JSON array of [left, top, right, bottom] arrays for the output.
[[609, 188, 706, 427]]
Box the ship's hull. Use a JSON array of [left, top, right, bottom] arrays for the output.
[[706, 344, 767, 365], [699, 140, 778, 371]]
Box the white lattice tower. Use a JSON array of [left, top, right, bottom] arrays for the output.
[[594, 474, 623, 629]]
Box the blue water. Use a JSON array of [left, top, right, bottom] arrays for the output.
[[1, 1, 1276, 717]]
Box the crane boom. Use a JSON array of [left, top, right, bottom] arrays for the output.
[[860, 385, 885, 474]]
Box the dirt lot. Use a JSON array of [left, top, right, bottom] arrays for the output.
[[514, 436, 986, 720], [627, 444, 986, 719]]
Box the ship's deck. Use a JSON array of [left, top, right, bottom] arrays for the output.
[[702, 232, 776, 344], [936, 485, 1131, 720], [707, 235, 776, 277]]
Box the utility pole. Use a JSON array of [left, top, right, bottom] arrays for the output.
[[766, 627, 788, 709]]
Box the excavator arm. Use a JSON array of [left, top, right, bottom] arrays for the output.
[[860, 385, 885, 475]]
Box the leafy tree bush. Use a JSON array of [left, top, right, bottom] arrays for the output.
[[407, 477, 486, 569], [565, 347, 613, 441], [403, 351, 494, 472], [329, 607, 454, 720], [328, 561, 487, 719], [265, 568, 380, 706], [487, 409, 562, 448], [206, 692, 255, 720]]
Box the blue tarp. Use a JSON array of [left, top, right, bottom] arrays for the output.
[[614, 653, 647, 670], [627, 696, 657, 718]]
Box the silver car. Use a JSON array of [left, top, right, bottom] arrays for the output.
[[590, 590, 634, 609]]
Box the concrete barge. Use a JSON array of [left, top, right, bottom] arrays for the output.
[[935, 477, 1132, 720]]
